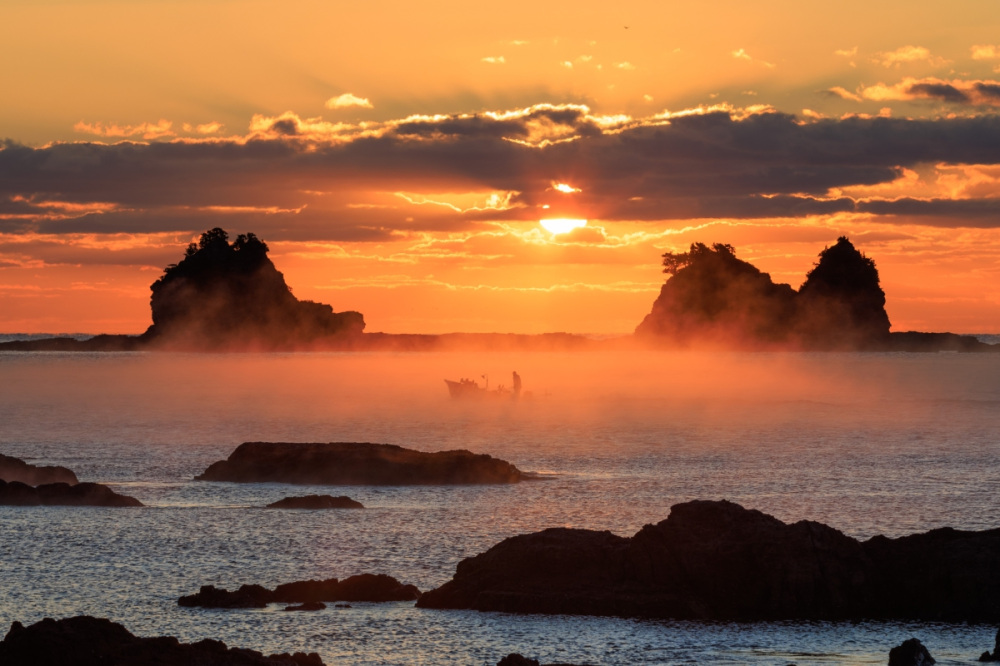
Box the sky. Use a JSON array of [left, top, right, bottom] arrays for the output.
[[3, 0, 1000, 335]]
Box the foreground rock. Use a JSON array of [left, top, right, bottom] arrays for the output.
[[179, 574, 420, 608], [417, 500, 1000, 621], [0, 616, 323, 666], [0, 454, 78, 486], [980, 628, 1000, 661], [266, 494, 363, 509], [196, 442, 523, 485], [0, 480, 142, 507], [888, 638, 935, 666]]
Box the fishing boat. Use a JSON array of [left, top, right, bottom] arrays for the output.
[[444, 372, 522, 400]]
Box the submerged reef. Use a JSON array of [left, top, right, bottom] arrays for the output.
[[196, 441, 524, 485], [418, 499, 1000, 622]]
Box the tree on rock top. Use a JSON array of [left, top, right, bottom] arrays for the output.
[[143, 228, 364, 349], [796, 236, 891, 349]]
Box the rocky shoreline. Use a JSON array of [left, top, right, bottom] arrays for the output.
[[418, 499, 1000, 622]]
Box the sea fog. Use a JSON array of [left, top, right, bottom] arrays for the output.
[[0, 350, 998, 664]]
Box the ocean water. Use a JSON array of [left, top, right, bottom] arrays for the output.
[[0, 349, 998, 665]]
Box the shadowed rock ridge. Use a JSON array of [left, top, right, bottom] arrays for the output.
[[178, 574, 420, 608], [417, 499, 1000, 621], [0, 453, 78, 486], [196, 442, 524, 485], [0, 616, 324, 666], [0, 480, 142, 507], [143, 227, 364, 350], [636, 237, 972, 350]]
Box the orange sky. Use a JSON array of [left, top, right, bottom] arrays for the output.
[[3, 0, 1000, 334]]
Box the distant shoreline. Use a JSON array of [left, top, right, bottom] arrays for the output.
[[0, 330, 997, 353]]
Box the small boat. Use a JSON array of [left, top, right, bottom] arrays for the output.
[[444, 372, 522, 400]]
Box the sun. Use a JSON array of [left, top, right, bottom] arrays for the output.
[[540, 218, 587, 234]]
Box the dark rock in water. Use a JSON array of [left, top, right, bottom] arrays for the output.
[[417, 499, 1000, 622], [196, 441, 523, 485], [888, 638, 935, 666], [284, 602, 326, 612], [180, 574, 420, 608], [498, 656, 539, 666], [0, 454, 78, 486], [979, 628, 1000, 661], [334, 603, 351, 609], [266, 494, 364, 509], [178, 584, 272, 609], [328, 574, 421, 602], [495, 654, 589, 666], [0, 480, 142, 507], [0, 615, 325, 665]]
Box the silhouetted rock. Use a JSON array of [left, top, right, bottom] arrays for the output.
[[196, 442, 523, 485], [266, 494, 364, 509], [0, 454, 78, 486], [180, 574, 420, 608], [417, 500, 1000, 621], [889, 331, 996, 352], [0, 480, 142, 507], [143, 228, 364, 350], [0, 615, 325, 666], [979, 628, 1000, 661], [635, 242, 797, 347], [796, 237, 891, 349], [636, 238, 912, 350], [283, 602, 326, 612], [178, 584, 272, 609], [888, 638, 935, 666], [495, 654, 589, 666]]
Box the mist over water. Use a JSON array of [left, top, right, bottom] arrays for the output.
[[1, 350, 998, 664]]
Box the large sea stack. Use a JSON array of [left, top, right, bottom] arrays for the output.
[[635, 237, 893, 350], [0, 453, 78, 486], [417, 499, 1000, 621], [143, 228, 364, 350], [196, 442, 524, 485]]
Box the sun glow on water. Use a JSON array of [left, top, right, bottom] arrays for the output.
[[540, 218, 587, 234]]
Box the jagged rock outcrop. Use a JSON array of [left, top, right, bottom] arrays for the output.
[[178, 574, 420, 609], [143, 228, 364, 350], [196, 442, 524, 485], [888, 638, 935, 666], [0, 480, 142, 507], [265, 494, 364, 509], [0, 616, 324, 666], [0, 453, 77, 485], [636, 237, 895, 350], [417, 500, 1000, 621]]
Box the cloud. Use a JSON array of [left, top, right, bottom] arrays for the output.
[[874, 45, 945, 68], [10, 104, 1000, 242], [825, 86, 863, 103], [324, 93, 373, 110], [731, 48, 775, 69], [858, 77, 1000, 106], [481, 56, 505, 64], [971, 45, 1000, 60], [834, 47, 858, 58], [74, 120, 175, 140]]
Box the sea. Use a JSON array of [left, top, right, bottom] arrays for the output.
[[1, 344, 999, 665]]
